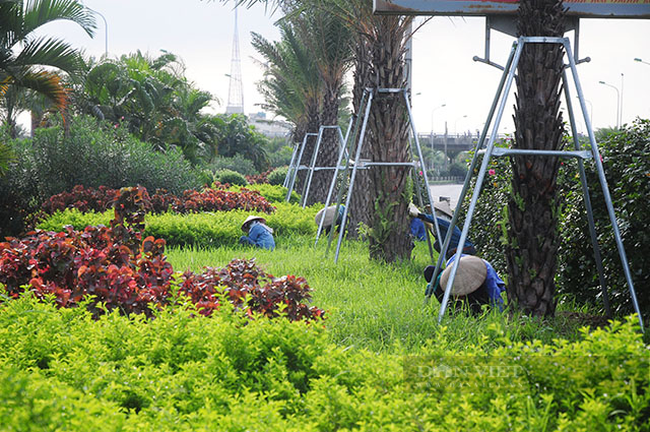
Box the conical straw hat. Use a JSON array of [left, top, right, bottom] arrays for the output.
[[440, 255, 487, 296]]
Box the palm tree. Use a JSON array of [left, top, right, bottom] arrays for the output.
[[0, 0, 96, 137], [506, 0, 567, 316]]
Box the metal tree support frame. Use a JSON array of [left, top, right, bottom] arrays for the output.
[[283, 124, 352, 205], [427, 36, 643, 331], [315, 87, 443, 264]]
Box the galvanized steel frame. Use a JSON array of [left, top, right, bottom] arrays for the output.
[[318, 87, 443, 264], [427, 36, 643, 331]]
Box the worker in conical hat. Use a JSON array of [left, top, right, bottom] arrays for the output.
[[423, 254, 505, 314], [409, 202, 476, 259], [239, 215, 275, 250]]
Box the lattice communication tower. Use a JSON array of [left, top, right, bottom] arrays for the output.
[[226, 8, 244, 114]]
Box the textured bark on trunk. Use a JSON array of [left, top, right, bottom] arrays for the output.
[[506, 0, 566, 317], [366, 15, 413, 263]]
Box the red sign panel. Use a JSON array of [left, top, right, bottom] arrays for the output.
[[374, 0, 650, 18]]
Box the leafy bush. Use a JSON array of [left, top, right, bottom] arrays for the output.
[[0, 116, 201, 237], [208, 155, 257, 176], [246, 168, 273, 184], [0, 293, 647, 431], [38, 202, 319, 249], [2, 189, 323, 321], [461, 121, 650, 319], [268, 166, 289, 186], [558, 119, 650, 318], [214, 169, 248, 186], [228, 183, 300, 204], [41, 185, 276, 216]]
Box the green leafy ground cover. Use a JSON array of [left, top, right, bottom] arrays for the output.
[[8, 196, 650, 431], [1, 288, 648, 431], [37, 202, 318, 248]]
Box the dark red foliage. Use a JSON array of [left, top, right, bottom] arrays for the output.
[[246, 169, 273, 185], [179, 259, 324, 321], [41, 184, 275, 216], [42, 185, 118, 214], [1, 187, 322, 321]]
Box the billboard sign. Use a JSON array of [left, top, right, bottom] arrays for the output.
[[374, 0, 650, 18]]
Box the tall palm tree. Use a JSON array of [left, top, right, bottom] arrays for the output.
[[506, 0, 567, 316], [284, 3, 353, 205], [0, 0, 96, 137]]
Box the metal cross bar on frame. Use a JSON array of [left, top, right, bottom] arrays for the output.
[[427, 36, 643, 331], [285, 133, 317, 202], [300, 124, 351, 208], [319, 87, 443, 264]]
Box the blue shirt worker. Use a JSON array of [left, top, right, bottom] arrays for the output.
[[410, 218, 427, 241], [424, 254, 506, 314], [239, 215, 275, 250], [409, 203, 476, 259]]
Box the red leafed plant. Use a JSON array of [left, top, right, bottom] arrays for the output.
[[246, 169, 273, 185], [40, 184, 275, 216], [2, 186, 322, 321], [179, 258, 324, 321]]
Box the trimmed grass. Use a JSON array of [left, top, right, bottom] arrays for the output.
[[167, 235, 592, 353]]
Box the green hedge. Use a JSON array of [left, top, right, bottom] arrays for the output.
[[37, 202, 319, 248], [228, 183, 300, 204], [1, 293, 648, 431]]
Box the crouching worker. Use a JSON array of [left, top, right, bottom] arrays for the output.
[[408, 203, 476, 259], [315, 204, 345, 234], [424, 255, 505, 314], [239, 215, 275, 250]]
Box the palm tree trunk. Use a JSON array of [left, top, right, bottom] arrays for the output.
[[366, 15, 413, 263], [506, 0, 566, 316]]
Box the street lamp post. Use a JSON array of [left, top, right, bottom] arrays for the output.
[[634, 57, 650, 66], [430, 103, 446, 170], [454, 114, 468, 135], [88, 8, 108, 56], [576, 96, 594, 124], [599, 80, 620, 129]]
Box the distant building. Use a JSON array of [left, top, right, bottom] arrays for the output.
[[248, 112, 292, 138]]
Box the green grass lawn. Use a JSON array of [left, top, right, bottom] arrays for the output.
[[167, 234, 592, 353]]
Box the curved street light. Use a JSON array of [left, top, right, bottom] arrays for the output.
[[634, 57, 650, 66], [454, 114, 468, 135], [87, 7, 108, 56], [599, 80, 620, 129]]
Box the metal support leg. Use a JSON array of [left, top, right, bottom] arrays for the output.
[[562, 68, 612, 317], [437, 39, 524, 323], [286, 133, 315, 202], [425, 41, 519, 301], [564, 39, 643, 331]]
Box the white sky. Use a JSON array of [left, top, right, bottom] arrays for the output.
[[34, 0, 650, 135]]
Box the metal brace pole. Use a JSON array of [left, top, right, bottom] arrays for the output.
[[285, 133, 316, 202], [437, 38, 524, 323], [564, 38, 643, 331], [426, 41, 518, 301], [562, 67, 612, 317], [335, 89, 374, 263], [402, 89, 441, 261]]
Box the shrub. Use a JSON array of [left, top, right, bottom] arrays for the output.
[[228, 184, 300, 204], [41, 185, 276, 217], [38, 202, 319, 249], [2, 190, 323, 321], [0, 294, 647, 431], [267, 166, 289, 186], [246, 168, 273, 185], [0, 116, 201, 237], [208, 155, 257, 176], [214, 169, 248, 186], [558, 119, 650, 318]]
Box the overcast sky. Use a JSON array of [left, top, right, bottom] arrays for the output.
[[36, 0, 650, 135]]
